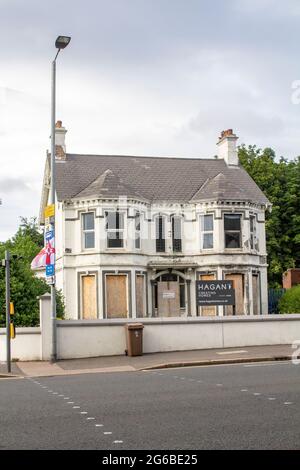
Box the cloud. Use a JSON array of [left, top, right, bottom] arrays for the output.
[[1, 0, 300, 240]]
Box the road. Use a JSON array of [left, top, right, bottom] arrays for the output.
[[1, 361, 300, 449]]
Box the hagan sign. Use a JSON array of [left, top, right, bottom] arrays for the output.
[[196, 280, 235, 306]]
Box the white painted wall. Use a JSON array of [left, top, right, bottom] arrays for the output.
[[0, 328, 41, 362], [55, 315, 300, 358], [2, 314, 300, 362]]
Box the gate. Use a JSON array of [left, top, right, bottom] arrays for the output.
[[268, 288, 285, 314]]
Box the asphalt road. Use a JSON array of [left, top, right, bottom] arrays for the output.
[[1, 361, 300, 450]]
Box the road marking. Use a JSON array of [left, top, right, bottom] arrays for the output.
[[284, 402, 293, 405], [95, 424, 103, 427], [244, 362, 289, 368], [64, 397, 70, 400], [241, 389, 248, 392], [216, 383, 223, 387], [253, 393, 261, 396], [268, 398, 276, 400], [87, 417, 95, 420], [113, 440, 123, 444], [217, 350, 247, 355], [58, 394, 64, 397], [67, 402, 74, 404], [197, 380, 202, 383], [73, 406, 80, 409], [80, 411, 88, 414], [104, 432, 112, 435], [52, 392, 58, 395]]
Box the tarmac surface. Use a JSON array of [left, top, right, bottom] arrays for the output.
[[1, 359, 300, 449]]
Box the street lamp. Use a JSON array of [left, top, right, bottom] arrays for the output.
[[50, 35, 71, 362]]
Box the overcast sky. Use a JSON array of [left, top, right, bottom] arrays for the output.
[[1, 0, 300, 240]]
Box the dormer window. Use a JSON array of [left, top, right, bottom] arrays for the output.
[[105, 211, 124, 248]]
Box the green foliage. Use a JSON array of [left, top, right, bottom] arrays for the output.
[[279, 286, 300, 313], [0, 217, 65, 327], [238, 146, 300, 287]]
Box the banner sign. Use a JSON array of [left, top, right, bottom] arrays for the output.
[[45, 230, 55, 278], [196, 280, 235, 306]]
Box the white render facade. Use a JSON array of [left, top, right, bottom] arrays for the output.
[[40, 125, 271, 320]]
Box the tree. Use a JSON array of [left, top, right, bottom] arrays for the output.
[[238, 146, 300, 287], [0, 217, 64, 327]]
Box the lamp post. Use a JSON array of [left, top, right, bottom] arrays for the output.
[[50, 35, 71, 362]]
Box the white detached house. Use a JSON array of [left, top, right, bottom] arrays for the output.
[[39, 123, 271, 320]]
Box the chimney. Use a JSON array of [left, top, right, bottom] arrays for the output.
[[55, 120, 67, 160], [217, 129, 238, 166]]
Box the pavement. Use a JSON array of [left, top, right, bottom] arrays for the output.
[[0, 344, 296, 378], [1, 360, 300, 449]]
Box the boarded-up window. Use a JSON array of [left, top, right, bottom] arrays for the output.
[[225, 273, 244, 315], [252, 274, 260, 315], [106, 274, 128, 318], [81, 275, 97, 319], [136, 274, 146, 317], [198, 273, 217, 316]]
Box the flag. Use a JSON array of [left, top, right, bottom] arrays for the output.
[[31, 247, 47, 269]]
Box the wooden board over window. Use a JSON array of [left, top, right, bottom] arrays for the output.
[[157, 281, 180, 317], [198, 273, 217, 316], [106, 274, 128, 318], [252, 274, 260, 315], [225, 273, 244, 315], [81, 275, 97, 319], [136, 274, 146, 317]]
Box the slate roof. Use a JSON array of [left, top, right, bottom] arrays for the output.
[[55, 154, 270, 205]]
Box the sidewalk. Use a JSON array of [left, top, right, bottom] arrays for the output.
[[1, 344, 296, 378]]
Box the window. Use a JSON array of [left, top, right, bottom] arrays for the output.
[[105, 211, 124, 248], [224, 214, 241, 248], [135, 212, 141, 249], [201, 214, 214, 249], [172, 216, 182, 252], [82, 212, 95, 249], [156, 216, 165, 252], [250, 215, 257, 250]]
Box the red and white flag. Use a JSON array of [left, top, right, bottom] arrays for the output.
[[31, 247, 47, 269]]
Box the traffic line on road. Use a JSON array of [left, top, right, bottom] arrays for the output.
[[104, 432, 112, 435]]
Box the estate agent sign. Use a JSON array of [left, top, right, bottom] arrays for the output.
[[196, 280, 235, 306]]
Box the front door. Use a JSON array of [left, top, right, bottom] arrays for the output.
[[225, 273, 244, 315], [82, 275, 97, 319], [157, 281, 180, 317], [106, 274, 128, 318]]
